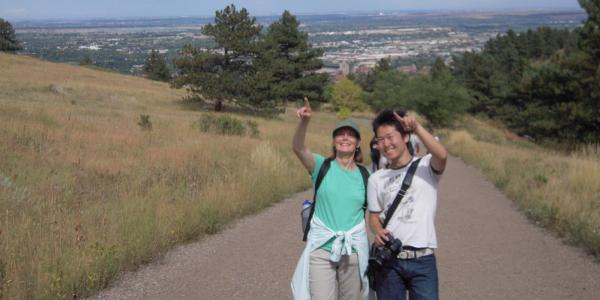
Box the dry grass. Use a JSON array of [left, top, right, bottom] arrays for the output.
[[439, 116, 600, 257], [10, 52, 596, 298], [0, 53, 351, 299]]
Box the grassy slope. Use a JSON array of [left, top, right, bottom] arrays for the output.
[[0, 53, 368, 299]]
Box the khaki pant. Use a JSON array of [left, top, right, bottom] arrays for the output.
[[309, 248, 361, 300]]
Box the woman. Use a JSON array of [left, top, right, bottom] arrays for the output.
[[369, 137, 388, 172], [291, 97, 370, 300], [369, 137, 380, 173]]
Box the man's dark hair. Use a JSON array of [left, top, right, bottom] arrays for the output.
[[372, 109, 408, 137]]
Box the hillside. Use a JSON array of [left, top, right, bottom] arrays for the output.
[[0, 53, 347, 299], [2, 53, 599, 299]]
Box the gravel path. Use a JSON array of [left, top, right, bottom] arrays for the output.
[[90, 156, 600, 299]]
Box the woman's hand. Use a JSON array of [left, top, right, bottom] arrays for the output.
[[292, 96, 316, 172], [296, 96, 312, 120]]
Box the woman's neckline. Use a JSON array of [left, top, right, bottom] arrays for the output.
[[334, 157, 357, 172]]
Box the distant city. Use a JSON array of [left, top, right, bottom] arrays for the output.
[[13, 10, 586, 76]]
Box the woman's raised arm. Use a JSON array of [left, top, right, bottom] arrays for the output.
[[292, 97, 316, 173]]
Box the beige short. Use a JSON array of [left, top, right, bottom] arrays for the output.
[[309, 248, 361, 300]]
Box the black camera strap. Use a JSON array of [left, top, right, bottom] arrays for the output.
[[381, 157, 422, 228]]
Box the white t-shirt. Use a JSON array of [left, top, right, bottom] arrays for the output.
[[367, 154, 441, 249]]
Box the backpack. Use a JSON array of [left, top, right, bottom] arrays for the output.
[[302, 158, 370, 241]]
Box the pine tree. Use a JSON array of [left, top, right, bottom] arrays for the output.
[[431, 57, 450, 81], [374, 58, 391, 73], [0, 18, 22, 52], [172, 4, 262, 111], [352, 58, 391, 93], [578, 0, 600, 61], [143, 49, 171, 82], [254, 10, 328, 107], [516, 0, 600, 144]]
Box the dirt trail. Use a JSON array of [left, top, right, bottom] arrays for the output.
[[90, 156, 600, 299]]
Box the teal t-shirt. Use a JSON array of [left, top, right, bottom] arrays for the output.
[[310, 153, 367, 252]]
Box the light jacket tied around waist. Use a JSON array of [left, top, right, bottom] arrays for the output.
[[291, 216, 373, 300]]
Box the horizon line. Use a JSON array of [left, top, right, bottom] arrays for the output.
[[8, 7, 585, 23]]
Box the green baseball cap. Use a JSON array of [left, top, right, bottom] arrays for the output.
[[333, 119, 361, 140]]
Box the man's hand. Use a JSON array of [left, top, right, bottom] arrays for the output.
[[296, 96, 312, 120], [393, 111, 419, 133], [393, 111, 448, 173], [374, 228, 391, 247]]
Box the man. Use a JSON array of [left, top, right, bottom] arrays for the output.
[[367, 110, 447, 300]]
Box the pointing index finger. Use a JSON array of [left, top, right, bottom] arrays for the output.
[[393, 111, 404, 121]]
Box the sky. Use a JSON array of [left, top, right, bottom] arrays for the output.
[[0, 0, 583, 21]]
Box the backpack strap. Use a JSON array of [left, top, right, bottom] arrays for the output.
[[382, 158, 422, 228], [357, 164, 370, 209], [302, 158, 333, 241]]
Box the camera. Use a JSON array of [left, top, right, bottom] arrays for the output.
[[369, 234, 403, 269]]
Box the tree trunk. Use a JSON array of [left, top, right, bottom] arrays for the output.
[[215, 100, 224, 112]]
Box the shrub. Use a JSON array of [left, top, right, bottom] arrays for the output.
[[137, 114, 152, 131], [193, 114, 260, 137], [331, 79, 367, 119], [246, 120, 260, 138]]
